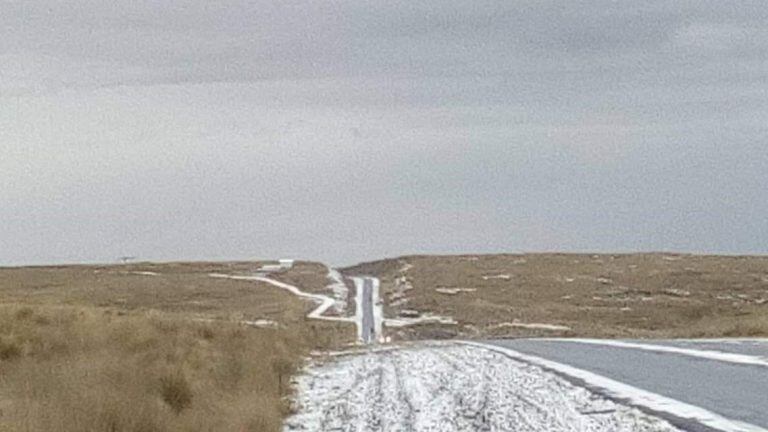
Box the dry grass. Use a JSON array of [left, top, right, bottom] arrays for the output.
[[0, 261, 354, 432], [346, 253, 768, 340]]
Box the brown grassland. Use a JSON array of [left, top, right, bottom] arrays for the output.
[[346, 253, 768, 340], [4, 253, 768, 430], [0, 261, 353, 432]]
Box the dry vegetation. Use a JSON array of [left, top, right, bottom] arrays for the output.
[[0, 261, 354, 432], [346, 253, 768, 340]]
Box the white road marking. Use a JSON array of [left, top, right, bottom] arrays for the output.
[[463, 341, 767, 432], [539, 338, 768, 368]]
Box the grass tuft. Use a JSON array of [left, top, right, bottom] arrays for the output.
[[160, 371, 193, 414], [0, 337, 21, 360], [0, 262, 354, 431]]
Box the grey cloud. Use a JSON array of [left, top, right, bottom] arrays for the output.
[[1, 1, 767, 266]]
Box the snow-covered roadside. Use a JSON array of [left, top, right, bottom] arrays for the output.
[[491, 322, 572, 332], [326, 269, 349, 313], [372, 277, 383, 340], [208, 273, 354, 323], [463, 341, 766, 432], [284, 343, 682, 432]]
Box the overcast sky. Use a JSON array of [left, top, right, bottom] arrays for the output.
[[2, 1, 767, 266]]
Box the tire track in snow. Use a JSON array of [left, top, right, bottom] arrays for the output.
[[285, 343, 685, 432]]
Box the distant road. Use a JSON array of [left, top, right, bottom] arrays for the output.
[[485, 338, 768, 430], [360, 277, 376, 343]]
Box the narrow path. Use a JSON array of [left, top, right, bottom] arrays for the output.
[[208, 273, 354, 323]]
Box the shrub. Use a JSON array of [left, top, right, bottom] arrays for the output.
[[159, 371, 193, 414], [0, 338, 21, 360], [196, 325, 215, 340], [15, 307, 34, 320], [271, 358, 294, 393]]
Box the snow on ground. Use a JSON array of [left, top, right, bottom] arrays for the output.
[[193, 317, 278, 328], [482, 274, 511, 280], [372, 277, 383, 340], [130, 271, 158, 276], [208, 273, 353, 323], [387, 261, 415, 308], [435, 287, 477, 295], [384, 313, 457, 327], [389, 275, 413, 307], [326, 269, 349, 313], [399, 261, 413, 273], [492, 322, 572, 332], [241, 319, 278, 328], [285, 343, 681, 432]]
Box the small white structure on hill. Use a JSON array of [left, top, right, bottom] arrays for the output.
[[258, 259, 295, 273]]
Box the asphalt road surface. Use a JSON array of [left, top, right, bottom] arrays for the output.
[[487, 339, 768, 430], [360, 277, 375, 344]]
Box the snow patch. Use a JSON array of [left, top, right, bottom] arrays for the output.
[[372, 277, 383, 341], [193, 317, 279, 329], [493, 321, 571, 332], [131, 271, 158, 276], [482, 274, 511, 280], [389, 272, 414, 307], [399, 261, 413, 273], [384, 314, 457, 327], [326, 269, 349, 313], [208, 273, 353, 323], [435, 287, 477, 295], [242, 319, 278, 328]]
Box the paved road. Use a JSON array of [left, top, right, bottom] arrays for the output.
[[360, 277, 375, 344], [487, 339, 768, 430]]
